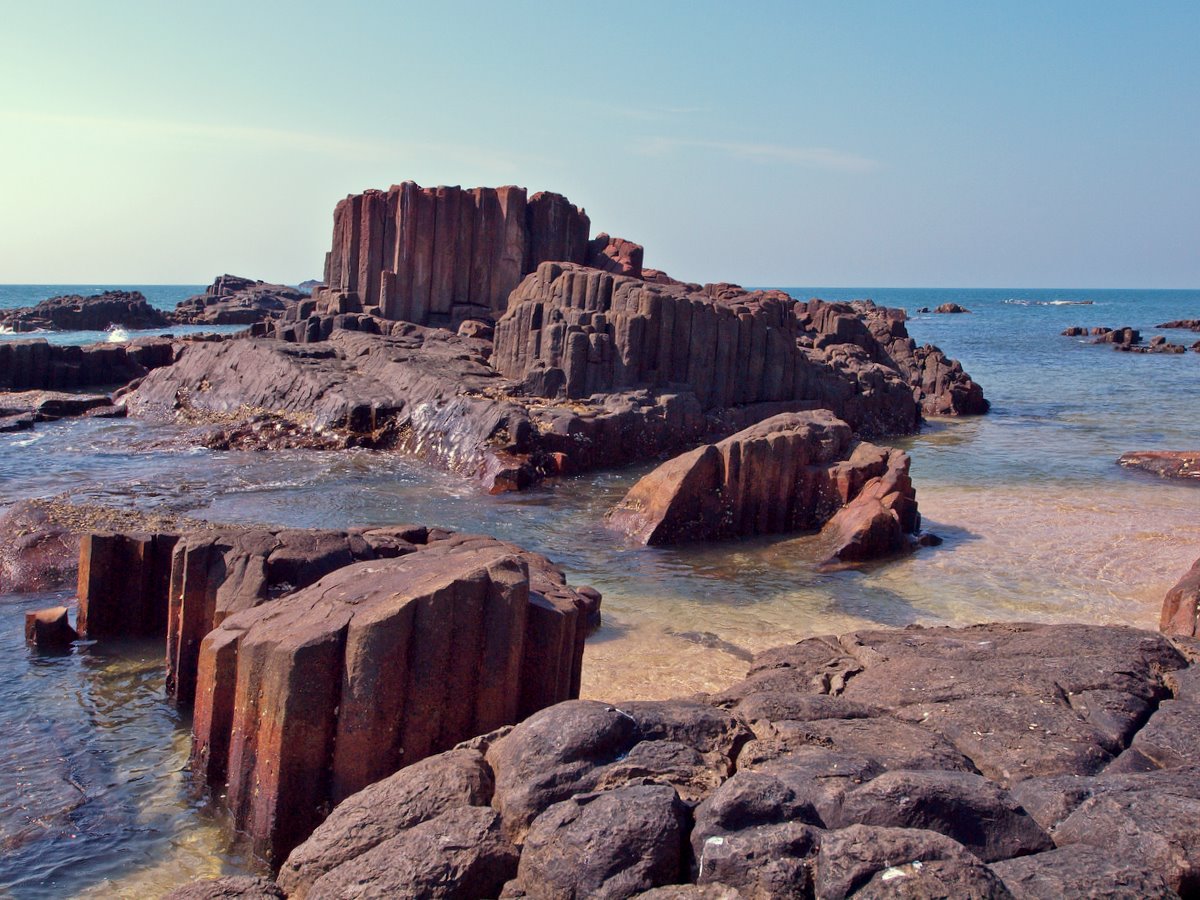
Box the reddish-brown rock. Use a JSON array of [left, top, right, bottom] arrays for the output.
[[1118, 450, 1200, 481], [607, 411, 919, 551], [587, 233, 645, 278], [77, 532, 179, 639], [1161, 556, 1200, 637], [817, 446, 920, 565], [934, 303, 970, 314], [24, 606, 78, 648], [321, 182, 595, 327], [0, 336, 178, 392], [190, 535, 595, 864]]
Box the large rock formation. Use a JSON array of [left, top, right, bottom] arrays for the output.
[[188, 531, 598, 864], [248, 622, 1198, 899], [494, 262, 921, 437], [319, 182, 597, 327], [799, 299, 988, 417], [0, 290, 170, 332], [171, 275, 308, 325], [0, 336, 177, 391], [607, 411, 919, 559]]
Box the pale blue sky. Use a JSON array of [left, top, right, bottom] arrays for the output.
[[1, 1, 1196, 286]]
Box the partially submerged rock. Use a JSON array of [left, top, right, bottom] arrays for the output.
[[0, 290, 169, 332], [24, 606, 77, 648], [607, 411, 920, 562], [1119, 450, 1200, 481], [1161, 555, 1200, 637], [0, 336, 177, 391]]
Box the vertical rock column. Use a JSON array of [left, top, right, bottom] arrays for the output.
[[76, 532, 179, 638]]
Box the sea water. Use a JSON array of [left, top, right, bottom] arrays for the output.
[[1, 285, 1198, 896]]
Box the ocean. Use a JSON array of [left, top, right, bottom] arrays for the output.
[[1, 284, 1198, 896]]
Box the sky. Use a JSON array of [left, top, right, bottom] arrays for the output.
[[1, 1, 1197, 287]]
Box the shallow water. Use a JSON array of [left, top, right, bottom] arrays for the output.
[[0, 285, 1198, 895]]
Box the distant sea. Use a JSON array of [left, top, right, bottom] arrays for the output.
[[1, 283, 1199, 897]]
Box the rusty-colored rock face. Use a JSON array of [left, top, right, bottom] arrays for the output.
[[187, 532, 594, 864], [321, 183, 591, 326]]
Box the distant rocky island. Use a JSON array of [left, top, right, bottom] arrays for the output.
[[4, 180, 1199, 898]]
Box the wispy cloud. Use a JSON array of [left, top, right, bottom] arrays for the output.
[[0, 109, 549, 173], [635, 136, 880, 173]]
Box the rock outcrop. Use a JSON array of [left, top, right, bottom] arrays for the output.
[[319, 182, 594, 327], [171, 275, 308, 325], [607, 411, 919, 559], [1157, 319, 1200, 331], [189, 531, 598, 864], [0, 336, 177, 391], [0, 290, 170, 332], [799, 299, 989, 417], [1161, 556, 1200, 637], [1119, 450, 1200, 481], [249, 623, 1198, 899], [494, 262, 921, 437]]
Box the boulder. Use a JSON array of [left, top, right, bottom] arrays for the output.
[[587, 233, 645, 278], [989, 844, 1180, 899], [23, 606, 78, 648], [693, 821, 820, 897], [607, 411, 918, 552], [1118, 450, 1200, 482], [278, 749, 494, 899], [506, 785, 689, 899], [1161, 556, 1200, 637], [934, 303, 970, 314], [0, 290, 169, 331], [306, 806, 518, 900], [163, 876, 284, 899]]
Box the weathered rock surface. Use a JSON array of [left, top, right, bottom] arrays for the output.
[[172, 275, 308, 325], [189, 532, 597, 864], [163, 875, 284, 899], [0, 498, 206, 593], [607, 411, 920, 557], [1161, 555, 1200, 637], [0, 290, 169, 332], [244, 623, 1196, 899], [0, 336, 177, 391], [494, 263, 922, 437], [934, 303, 970, 314], [24, 606, 78, 648], [804, 299, 988, 417], [320, 182, 596, 327], [77, 531, 180, 639], [1119, 450, 1200, 482]]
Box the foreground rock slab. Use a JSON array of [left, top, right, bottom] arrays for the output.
[[1119, 450, 1200, 481], [236, 622, 1197, 899]]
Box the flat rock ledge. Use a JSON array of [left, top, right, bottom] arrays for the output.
[[1119, 450, 1200, 482], [167, 622, 1200, 899]]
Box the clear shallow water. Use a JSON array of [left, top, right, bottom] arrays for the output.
[[0, 284, 245, 344], [1, 286, 1199, 895]]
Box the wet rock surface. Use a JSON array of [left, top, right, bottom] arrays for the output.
[[244, 623, 1198, 899], [0, 290, 170, 332], [1119, 450, 1200, 481], [172, 275, 308, 325]]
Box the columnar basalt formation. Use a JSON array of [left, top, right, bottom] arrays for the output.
[[494, 262, 921, 437], [320, 183, 592, 326], [607, 411, 918, 554], [242, 623, 1200, 899], [0, 336, 177, 391], [189, 533, 598, 864], [76, 532, 179, 638], [0, 290, 170, 332]]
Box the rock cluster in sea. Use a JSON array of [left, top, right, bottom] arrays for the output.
[[0, 290, 171, 332], [171, 275, 310, 325], [168, 622, 1200, 899]]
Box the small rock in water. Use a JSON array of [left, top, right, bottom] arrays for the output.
[[24, 606, 78, 649]]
